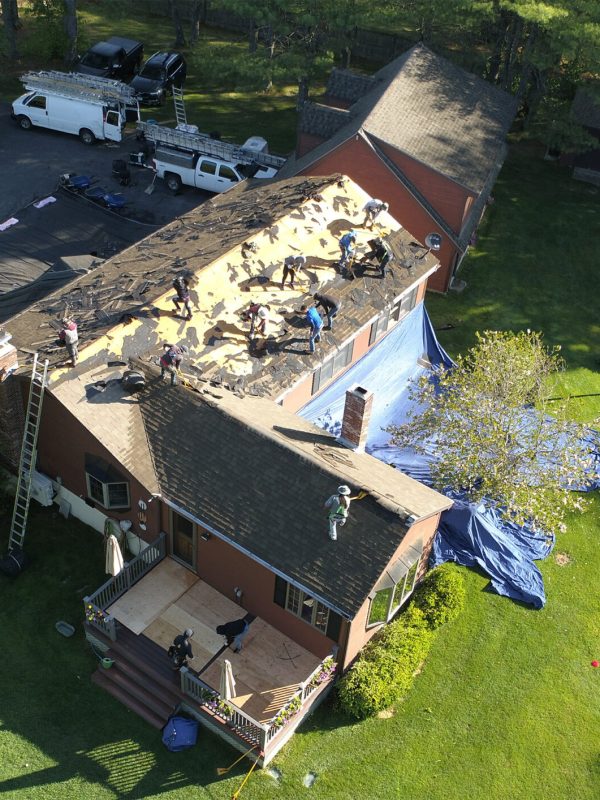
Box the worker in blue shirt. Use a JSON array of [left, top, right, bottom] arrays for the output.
[[339, 230, 357, 278], [301, 304, 324, 354]]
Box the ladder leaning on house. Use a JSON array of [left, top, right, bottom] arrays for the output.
[[7, 354, 49, 554]]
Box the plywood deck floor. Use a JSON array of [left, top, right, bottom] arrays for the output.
[[110, 558, 322, 723]]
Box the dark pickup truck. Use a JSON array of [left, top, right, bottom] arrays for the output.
[[76, 37, 144, 81]]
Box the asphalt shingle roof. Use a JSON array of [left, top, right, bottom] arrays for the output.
[[136, 369, 452, 618], [286, 44, 518, 194]]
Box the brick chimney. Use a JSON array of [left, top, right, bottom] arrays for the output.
[[339, 385, 373, 452], [0, 330, 18, 381]]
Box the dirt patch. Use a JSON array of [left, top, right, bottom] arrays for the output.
[[377, 708, 395, 719], [554, 551, 572, 566]]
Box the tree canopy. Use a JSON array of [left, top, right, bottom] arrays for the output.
[[386, 330, 598, 534]]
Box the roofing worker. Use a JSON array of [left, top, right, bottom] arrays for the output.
[[59, 317, 79, 367], [313, 292, 341, 331], [216, 618, 250, 653], [244, 302, 271, 340], [160, 342, 188, 386], [363, 198, 389, 228], [301, 303, 323, 354], [338, 230, 357, 278], [362, 237, 394, 278], [172, 275, 193, 320], [168, 628, 194, 670], [324, 485, 352, 541], [280, 254, 306, 290]]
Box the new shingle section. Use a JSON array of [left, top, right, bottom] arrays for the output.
[[325, 68, 376, 104], [136, 366, 452, 618], [283, 44, 518, 194], [300, 103, 350, 139]]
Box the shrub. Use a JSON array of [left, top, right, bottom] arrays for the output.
[[410, 563, 466, 630], [337, 610, 433, 719]]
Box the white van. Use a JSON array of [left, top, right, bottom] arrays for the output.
[[11, 71, 139, 145], [12, 91, 124, 144]]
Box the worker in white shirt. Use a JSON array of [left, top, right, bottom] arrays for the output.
[[363, 198, 389, 228]]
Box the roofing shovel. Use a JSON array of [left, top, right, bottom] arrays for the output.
[[145, 172, 158, 195]]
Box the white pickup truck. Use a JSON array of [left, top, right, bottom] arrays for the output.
[[151, 135, 281, 194]]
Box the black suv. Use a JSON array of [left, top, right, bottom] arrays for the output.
[[130, 51, 187, 106]]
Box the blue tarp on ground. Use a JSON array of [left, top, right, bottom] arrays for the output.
[[162, 716, 199, 751], [299, 304, 561, 608]]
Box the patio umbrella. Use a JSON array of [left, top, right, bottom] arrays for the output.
[[219, 658, 236, 700], [105, 533, 124, 577]]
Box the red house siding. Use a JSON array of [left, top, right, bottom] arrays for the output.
[[36, 392, 159, 541], [342, 512, 442, 669], [293, 137, 458, 292]]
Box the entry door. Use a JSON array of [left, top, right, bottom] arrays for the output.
[[171, 510, 196, 568], [104, 109, 121, 141]]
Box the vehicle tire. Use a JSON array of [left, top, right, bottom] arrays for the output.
[[165, 172, 182, 195], [79, 128, 96, 145], [17, 115, 32, 131]]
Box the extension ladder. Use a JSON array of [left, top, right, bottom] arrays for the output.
[[172, 86, 187, 127], [21, 70, 137, 105], [7, 354, 49, 553]]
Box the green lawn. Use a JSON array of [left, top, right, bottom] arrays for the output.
[[1, 141, 599, 799]]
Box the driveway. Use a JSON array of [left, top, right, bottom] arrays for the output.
[[0, 103, 209, 224]]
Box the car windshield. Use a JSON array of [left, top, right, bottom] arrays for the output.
[[140, 64, 165, 80], [81, 52, 111, 69]]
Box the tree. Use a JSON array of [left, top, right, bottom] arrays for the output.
[[168, 0, 186, 48], [386, 331, 598, 534], [63, 0, 77, 67], [1, 0, 20, 59]]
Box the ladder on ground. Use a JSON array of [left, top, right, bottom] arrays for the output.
[[172, 86, 187, 127], [138, 121, 286, 170], [21, 70, 138, 105], [7, 354, 49, 554]]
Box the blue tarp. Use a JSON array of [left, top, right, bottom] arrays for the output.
[[162, 716, 199, 751], [299, 304, 564, 608]]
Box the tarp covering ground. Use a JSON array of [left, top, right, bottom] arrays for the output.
[[299, 303, 563, 608]]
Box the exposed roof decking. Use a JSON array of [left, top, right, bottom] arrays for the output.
[[8, 175, 436, 399]]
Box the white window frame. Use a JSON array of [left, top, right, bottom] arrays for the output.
[[285, 584, 330, 633], [366, 541, 423, 629], [85, 472, 130, 510]]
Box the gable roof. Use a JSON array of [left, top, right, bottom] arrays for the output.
[[285, 44, 518, 195], [135, 363, 452, 618], [7, 174, 437, 401]]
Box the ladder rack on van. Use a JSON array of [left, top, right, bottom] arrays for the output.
[[20, 71, 138, 105], [138, 121, 286, 170]]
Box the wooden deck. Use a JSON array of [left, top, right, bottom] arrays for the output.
[[107, 558, 322, 723]]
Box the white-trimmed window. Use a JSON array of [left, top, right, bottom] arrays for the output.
[[85, 455, 130, 510], [391, 286, 418, 322], [273, 576, 343, 639], [367, 540, 423, 628], [312, 340, 354, 395]]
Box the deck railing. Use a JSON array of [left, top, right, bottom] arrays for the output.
[[83, 532, 167, 642], [181, 653, 337, 753]]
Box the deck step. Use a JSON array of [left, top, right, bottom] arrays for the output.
[[92, 669, 167, 730], [100, 663, 177, 720], [105, 649, 182, 707]]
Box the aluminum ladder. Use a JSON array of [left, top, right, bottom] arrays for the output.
[[21, 70, 138, 105], [172, 86, 187, 127], [7, 354, 49, 553], [138, 121, 286, 169]]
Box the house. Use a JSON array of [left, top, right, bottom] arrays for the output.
[[279, 44, 518, 292], [567, 85, 600, 185], [0, 174, 451, 764]]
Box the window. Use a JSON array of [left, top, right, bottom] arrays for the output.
[[27, 95, 47, 109], [199, 159, 216, 175], [369, 309, 390, 345], [391, 287, 418, 322], [366, 540, 423, 628], [274, 576, 342, 639], [84, 454, 130, 510], [218, 165, 239, 182], [312, 340, 354, 395], [105, 110, 119, 126]]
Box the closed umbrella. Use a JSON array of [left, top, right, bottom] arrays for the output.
[[219, 658, 236, 700], [105, 533, 124, 576]]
